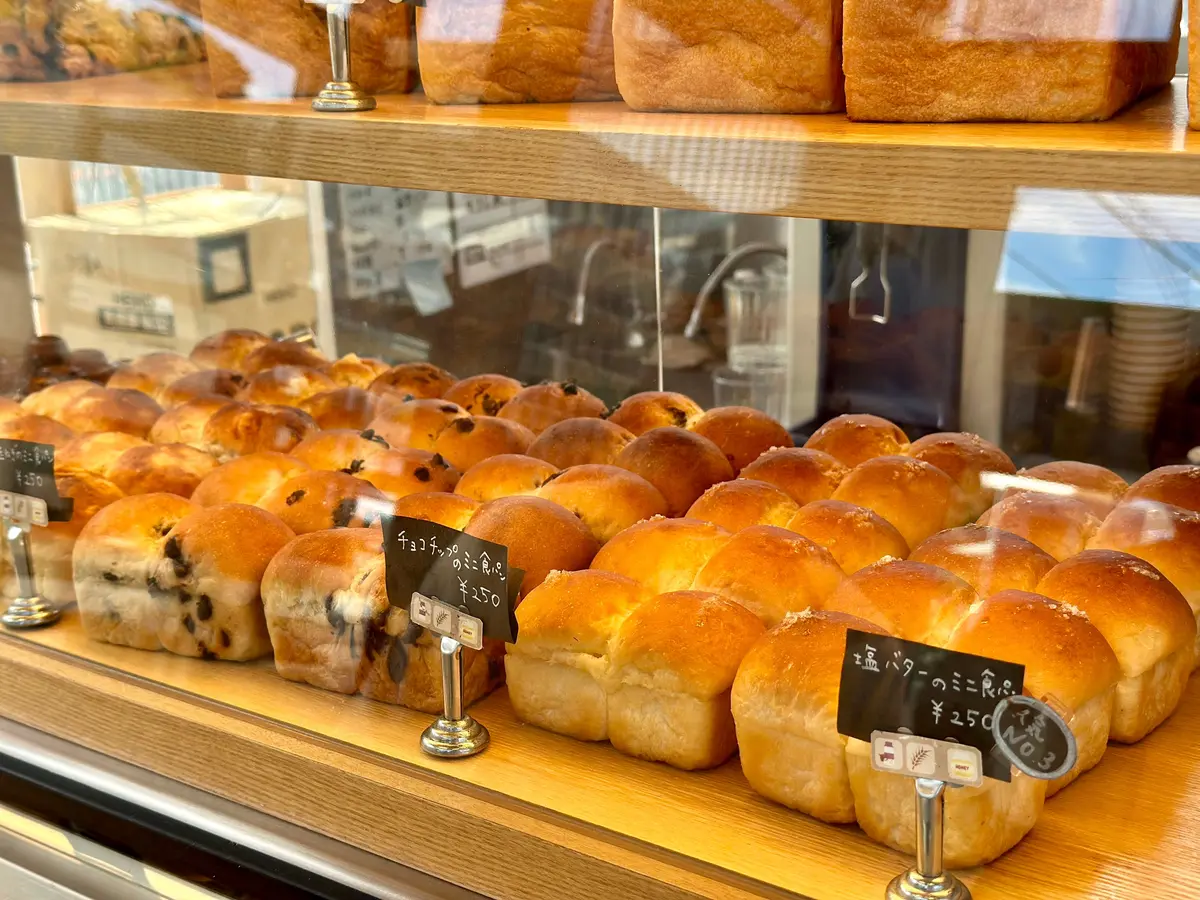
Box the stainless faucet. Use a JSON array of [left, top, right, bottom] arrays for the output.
[[683, 242, 787, 340], [570, 238, 622, 327]]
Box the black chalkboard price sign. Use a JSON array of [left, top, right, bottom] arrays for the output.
[[0, 440, 72, 524], [837, 630, 1026, 782], [382, 516, 522, 643], [991, 694, 1077, 781]]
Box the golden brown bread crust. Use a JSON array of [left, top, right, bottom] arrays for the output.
[[393, 492, 480, 530], [107, 353, 200, 395], [533, 464, 668, 544], [498, 382, 607, 435], [465, 496, 600, 596], [1088, 503, 1200, 611], [805, 414, 910, 468], [691, 525, 844, 626], [843, 0, 1180, 122], [55, 432, 148, 478], [191, 453, 312, 507], [58, 388, 162, 439], [613, 426, 736, 516], [0, 398, 20, 425], [432, 416, 536, 471], [513, 569, 650, 658], [821, 559, 978, 645], [299, 387, 380, 431], [258, 471, 392, 534], [589, 516, 733, 595], [910, 524, 1056, 597], [605, 391, 703, 435], [356, 449, 461, 500], [907, 431, 1016, 520], [107, 444, 217, 498], [1192, 1, 1200, 129], [319, 354, 391, 390], [236, 365, 336, 406], [157, 369, 246, 407], [833, 455, 971, 549], [613, 0, 844, 113], [1007, 460, 1129, 519], [148, 397, 234, 446], [1121, 465, 1200, 515], [0, 414, 75, 448], [686, 479, 800, 532], [262, 529, 384, 606], [784, 499, 909, 574], [738, 446, 849, 505], [20, 380, 96, 420], [417, 0, 618, 103], [189, 329, 272, 370], [689, 406, 794, 475], [454, 454, 559, 503], [526, 417, 635, 468], [289, 430, 390, 473], [442, 374, 524, 416], [367, 363, 457, 400], [201, 403, 318, 461], [977, 492, 1101, 562], [366, 399, 467, 451], [237, 341, 328, 376], [205, 0, 415, 98]]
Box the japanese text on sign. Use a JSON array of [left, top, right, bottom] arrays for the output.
[[991, 695, 1076, 781], [0, 440, 72, 523]]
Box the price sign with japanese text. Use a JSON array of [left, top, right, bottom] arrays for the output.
[[991, 695, 1077, 781], [383, 516, 523, 643], [837, 630, 1025, 782], [0, 440, 72, 524]]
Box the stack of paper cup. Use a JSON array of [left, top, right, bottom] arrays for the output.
[[1107, 305, 1192, 432]]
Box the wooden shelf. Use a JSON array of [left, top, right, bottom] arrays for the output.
[[0, 611, 1198, 900], [4, 67, 1200, 230]]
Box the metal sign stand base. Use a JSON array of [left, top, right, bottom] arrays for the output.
[[1, 520, 58, 630], [420, 636, 490, 759], [885, 779, 971, 900], [311, 3, 376, 112]]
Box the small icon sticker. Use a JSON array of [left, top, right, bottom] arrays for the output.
[[905, 742, 937, 777], [12, 495, 29, 522], [873, 737, 903, 771], [946, 747, 981, 785], [410, 593, 432, 627], [456, 614, 483, 651], [0, 492, 11, 516], [30, 499, 48, 527]]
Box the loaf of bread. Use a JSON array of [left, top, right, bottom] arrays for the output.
[[832, 456, 971, 548], [843, 0, 1181, 122], [784, 500, 909, 573], [533, 464, 668, 544], [367, 399, 467, 451], [368, 362, 457, 401], [613, 426, 735, 516], [201, 403, 318, 461], [613, 0, 844, 113], [1007, 461, 1128, 519], [442, 374, 524, 416], [686, 479, 800, 532], [499, 382, 607, 435], [0, 414, 75, 448], [202, 0, 415, 99], [0, 398, 20, 425], [590, 516, 732, 595], [977, 493, 1101, 562], [108, 353, 200, 396], [237, 341, 328, 376], [805, 414, 909, 468], [526, 417, 635, 468], [290, 430, 390, 473], [417, 0, 619, 103], [299, 387, 380, 432], [157, 370, 246, 408], [356, 449, 461, 500], [57, 388, 162, 438], [106, 443, 218, 498], [190, 330, 272, 371], [738, 447, 849, 505], [1191, 1, 1200, 130], [909, 524, 1056, 597], [1120, 465, 1200, 514], [432, 416, 536, 471], [258, 471, 392, 534], [454, 454, 559, 503], [237, 365, 336, 406], [908, 432, 1016, 521], [605, 391, 704, 435], [19, 379, 97, 420], [319, 355, 391, 390], [191, 453, 311, 507], [688, 406, 793, 474], [55, 432, 147, 478], [393, 491, 479, 531]]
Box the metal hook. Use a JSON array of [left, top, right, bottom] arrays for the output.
[[849, 224, 893, 325]]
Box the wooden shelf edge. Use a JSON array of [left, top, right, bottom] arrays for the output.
[[0, 633, 796, 900]]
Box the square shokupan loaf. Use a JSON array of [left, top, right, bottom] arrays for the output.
[[611, 0, 845, 113], [843, 0, 1181, 122]]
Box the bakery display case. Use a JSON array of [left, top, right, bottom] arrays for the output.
[[3, 2, 1200, 899]]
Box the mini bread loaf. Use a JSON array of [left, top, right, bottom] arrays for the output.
[[1037, 551, 1197, 743], [946, 590, 1122, 795], [368, 362, 457, 400], [605, 391, 704, 435], [442, 373, 524, 416], [614, 426, 735, 516], [506, 569, 650, 740], [289, 429, 390, 473], [738, 447, 849, 505], [833, 456, 970, 549], [1120, 465, 1200, 514], [356, 449, 461, 500], [0, 414, 75, 448], [432, 416, 536, 471], [54, 433, 148, 478], [526, 417, 635, 468], [689, 406, 794, 474], [821, 559, 978, 645], [0, 472, 124, 605], [106, 444, 218, 498], [190, 329, 272, 370], [732, 610, 887, 823], [319, 354, 391, 389], [1010, 461, 1129, 519], [237, 341, 328, 376], [910, 524, 1056, 597], [260, 529, 383, 693], [156, 369, 246, 407], [192, 454, 312, 509], [454, 454, 559, 503], [366, 399, 468, 451], [533, 464, 669, 544], [66, 348, 115, 384], [259, 471, 392, 534], [107, 352, 201, 395], [299, 387, 380, 431], [58, 388, 163, 438], [148, 397, 237, 447], [19, 379, 97, 420], [607, 591, 765, 769], [691, 525, 844, 627], [147, 504, 296, 660], [686, 479, 800, 532], [393, 492, 480, 530], [465, 496, 600, 595], [613, 0, 845, 113], [590, 516, 732, 595], [0, 398, 22, 424], [499, 382, 607, 434], [201, 403, 318, 462], [805, 414, 910, 468], [907, 432, 1016, 521], [236, 365, 337, 406], [784, 500, 909, 574], [417, 0, 619, 104], [977, 493, 1102, 562]]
